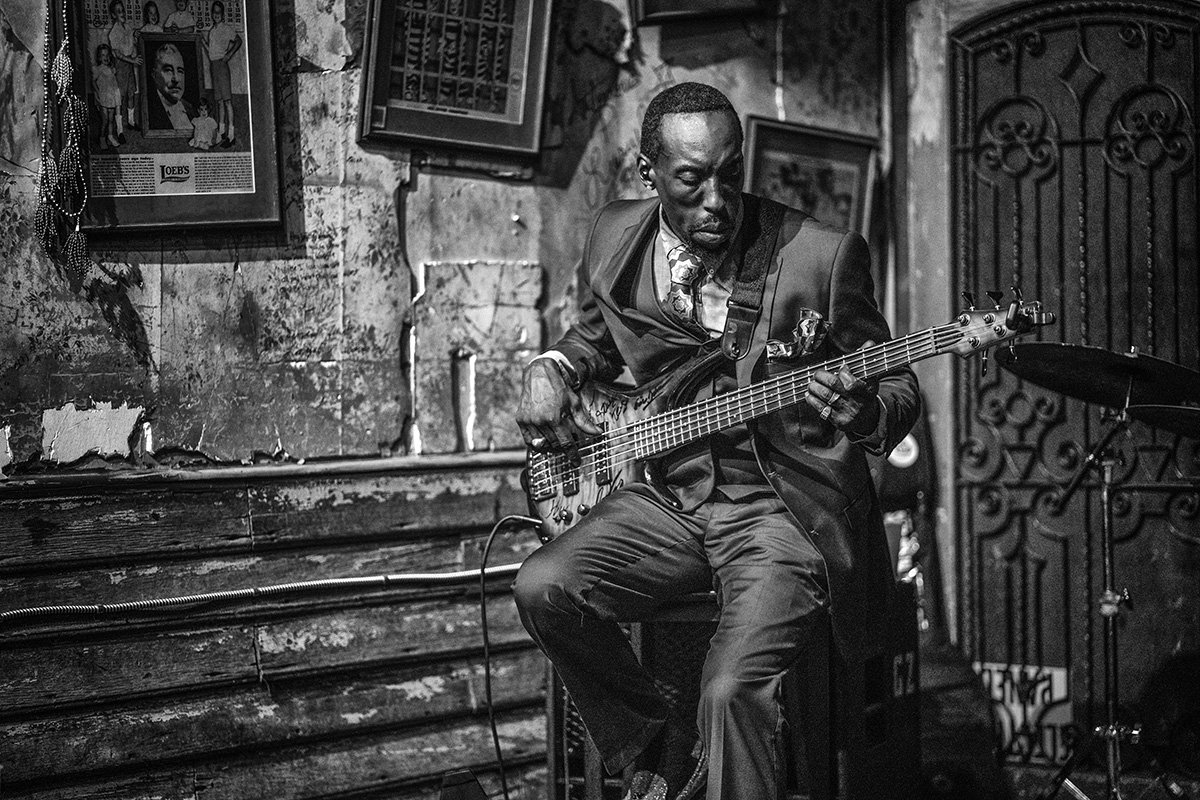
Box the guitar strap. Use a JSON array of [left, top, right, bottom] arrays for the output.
[[721, 195, 787, 361]]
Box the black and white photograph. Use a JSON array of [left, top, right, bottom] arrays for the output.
[[5, 1, 1200, 799], [139, 33, 205, 136], [76, 0, 278, 228]]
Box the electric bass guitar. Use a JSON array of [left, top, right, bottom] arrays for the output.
[[524, 296, 1054, 541]]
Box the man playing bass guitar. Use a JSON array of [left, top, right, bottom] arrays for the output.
[[514, 82, 921, 800]]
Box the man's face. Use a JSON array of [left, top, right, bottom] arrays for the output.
[[112, 2, 126, 21], [154, 49, 185, 102], [639, 110, 744, 255]]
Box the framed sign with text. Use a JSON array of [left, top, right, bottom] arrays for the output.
[[79, 0, 280, 230], [358, 0, 552, 156]]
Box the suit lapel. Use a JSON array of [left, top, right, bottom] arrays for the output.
[[597, 200, 660, 296]]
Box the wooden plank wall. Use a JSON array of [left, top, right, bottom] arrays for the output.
[[0, 454, 548, 799]]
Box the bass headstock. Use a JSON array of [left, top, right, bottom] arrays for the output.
[[943, 288, 1056, 360]]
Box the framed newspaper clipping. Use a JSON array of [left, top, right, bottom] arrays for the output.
[[79, 0, 280, 230], [358, 0, 552, 156]]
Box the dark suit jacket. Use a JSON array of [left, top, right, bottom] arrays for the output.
[[147, 92, 195, 131], [551, 195, 921, 659]]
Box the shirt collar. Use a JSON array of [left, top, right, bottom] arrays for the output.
[[656, 208, 688, 263]]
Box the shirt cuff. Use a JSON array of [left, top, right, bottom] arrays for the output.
[[530, 350, 581, 389], [846, 396, 889, 456]]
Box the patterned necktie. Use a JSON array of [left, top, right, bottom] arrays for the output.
[[664, 244, 703, 321]]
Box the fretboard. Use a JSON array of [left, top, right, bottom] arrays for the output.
[[627, 323, 959, 459]]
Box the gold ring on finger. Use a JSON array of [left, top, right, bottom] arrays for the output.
[[819, 404, 833, 422]]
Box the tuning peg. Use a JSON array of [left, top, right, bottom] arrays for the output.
[[986, 290, 1004, 308], [961, 291, 977, 310], [1010, 285, 1024, 302]]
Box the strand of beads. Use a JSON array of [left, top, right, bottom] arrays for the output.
[[35, 0, 92, 280]]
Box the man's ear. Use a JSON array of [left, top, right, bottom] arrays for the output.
[[636, 154, 654, 187]]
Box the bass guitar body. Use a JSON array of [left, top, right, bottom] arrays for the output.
[[523, 348, 725, 543]]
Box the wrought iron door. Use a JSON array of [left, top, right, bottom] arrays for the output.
[[951, 0, 1200, 766]]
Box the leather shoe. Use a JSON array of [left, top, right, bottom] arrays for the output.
[[621, 720, 707, 800]]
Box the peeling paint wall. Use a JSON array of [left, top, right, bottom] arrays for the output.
[[40, 402, 143, 462], [0, 0, 884, 463]]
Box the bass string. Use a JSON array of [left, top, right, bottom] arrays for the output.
[[530, 324, 966, 489], [629, 330, 958, 456], [530, 362, 924, 491], [531, 330, 957, 487], [572, 326, 958, 461], [607, 324, 956, 451], [531, 363, 919, 491]]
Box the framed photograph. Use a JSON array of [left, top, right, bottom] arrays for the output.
[[632, 0, 769, 26], [79, 0, 280, 230], [744, 117, 876, 234], [138, 33, 206, 137], [358, 0, 552, 156]]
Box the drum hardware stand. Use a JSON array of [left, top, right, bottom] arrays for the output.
[[1039, 409, 1142, 800], [1038, 408, 1196, 800], [996, 342, 1200, 800]]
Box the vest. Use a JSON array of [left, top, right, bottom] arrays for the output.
[[632, 226, 771, 510]]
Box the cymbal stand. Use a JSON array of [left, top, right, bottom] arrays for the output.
[[1038, 410, 1139, 800]]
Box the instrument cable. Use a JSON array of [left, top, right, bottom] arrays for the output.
[[479, 514, 541, 800]]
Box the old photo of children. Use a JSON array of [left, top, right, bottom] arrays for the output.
[[82, 0, 253, 199]]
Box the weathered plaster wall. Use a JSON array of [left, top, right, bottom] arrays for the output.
[[1, 0, 884, 465]]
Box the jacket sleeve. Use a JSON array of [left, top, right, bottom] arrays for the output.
[[826, 231, 921, 456], [546, 210, 625, 385]]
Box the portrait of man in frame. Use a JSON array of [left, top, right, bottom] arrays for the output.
[[140, 32, 204, 136]]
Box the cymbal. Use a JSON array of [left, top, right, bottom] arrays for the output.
[[995, 343, 1200, 409], [1127, 405, 1200, 439]]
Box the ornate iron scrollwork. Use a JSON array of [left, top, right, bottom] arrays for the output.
[[975, 96, 1058, 179], [1104, 84, 1193, 172], [952, 0, 1200, 768]]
